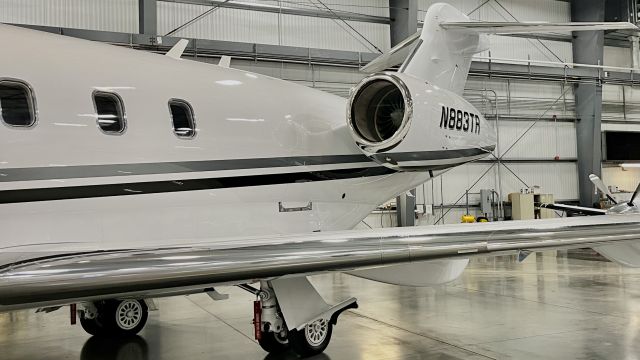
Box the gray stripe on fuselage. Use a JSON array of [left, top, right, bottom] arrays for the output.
[[0, 147, 494, 182], [370, 146, 495, 163], [0, 154, 372, 182]]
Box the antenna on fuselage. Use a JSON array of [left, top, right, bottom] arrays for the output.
[[166, 39, 189, 60], [218, 56, 231, 68]]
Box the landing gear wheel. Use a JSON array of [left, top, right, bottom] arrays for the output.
[[258, 326, 289, 354], [79, 310, 105, 336], [289, 318, 333, 357], [102, 299, 148, 336]]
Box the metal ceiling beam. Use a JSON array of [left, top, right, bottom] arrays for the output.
[[158, 0, 391, 24]]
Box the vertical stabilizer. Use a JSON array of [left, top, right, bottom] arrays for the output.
[[400, 3, 486, 94]]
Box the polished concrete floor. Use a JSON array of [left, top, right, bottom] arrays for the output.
[[3, 251, 640, 360]]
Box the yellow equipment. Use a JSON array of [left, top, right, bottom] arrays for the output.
[[461, 214, 476, 223]]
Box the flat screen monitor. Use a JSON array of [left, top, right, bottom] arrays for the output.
[[603, 131, 640, 161]]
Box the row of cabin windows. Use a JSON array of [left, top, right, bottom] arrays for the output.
[[0, 79, 197, 138]]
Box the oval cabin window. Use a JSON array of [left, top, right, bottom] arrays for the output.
[[169, 99, 196, 138], [0, 79, 37, 127], [93, 91, 126, 134]]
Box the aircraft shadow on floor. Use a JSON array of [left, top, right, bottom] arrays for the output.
[[80, 336, 149, 360]]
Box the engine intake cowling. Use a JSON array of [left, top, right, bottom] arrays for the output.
[[347, 72, 496, 171], [348, 74, 412, 155]]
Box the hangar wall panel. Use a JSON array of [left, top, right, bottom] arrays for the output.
[[157, 1, 390, 53], [429, 162, 578, 205], [603, 167, 640, 193], [476, 36, 573, 64], [278, 16, 390, 53], [495, 121, 577, 159], [0, 0, 138, 32], [604, 46, 631, 68], [464, 79, 577, 160], [157, 4, 281, 45], [466, 78, 575, 117], [603, 85, 640, 122], [244, 0, 389, 17], [358, 160, 578, 228]]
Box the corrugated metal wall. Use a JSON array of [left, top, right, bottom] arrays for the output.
[[604, 46, 631, 68], [603, 84, 640, 123], [0, 0, 138, 32], [156, 0, 390, 53], [603, 167, 640, 193]]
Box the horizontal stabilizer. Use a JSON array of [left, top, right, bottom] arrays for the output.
[[360, 31, 419, 73], [361, 20, 638, 74], [440, 21, 638, 34]]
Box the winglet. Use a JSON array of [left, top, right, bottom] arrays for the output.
[[166, 39, 189, 60], [589, 174, 617, 204], [218, 55, 231, 68]]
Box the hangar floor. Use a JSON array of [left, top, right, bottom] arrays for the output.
[[2, 251, 640, 360]]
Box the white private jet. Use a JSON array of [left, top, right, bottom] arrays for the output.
[[1, 3, 640, 358]]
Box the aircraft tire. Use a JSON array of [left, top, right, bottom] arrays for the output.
[[101, 299, 148, 337], [289, 318, 332, 357], [258, 326, 289, 354], [79, 310, 106, 336]]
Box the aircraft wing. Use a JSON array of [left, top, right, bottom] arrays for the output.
[[539, 203, 607, 216], [440, 21, 638, 34], [2, 214, 640, 310]]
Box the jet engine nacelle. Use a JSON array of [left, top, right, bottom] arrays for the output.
[[347, 72, 497, 171]]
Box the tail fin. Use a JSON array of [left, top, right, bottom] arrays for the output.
[[399, 3, 484, 94], [361, 3, 638, 94]]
